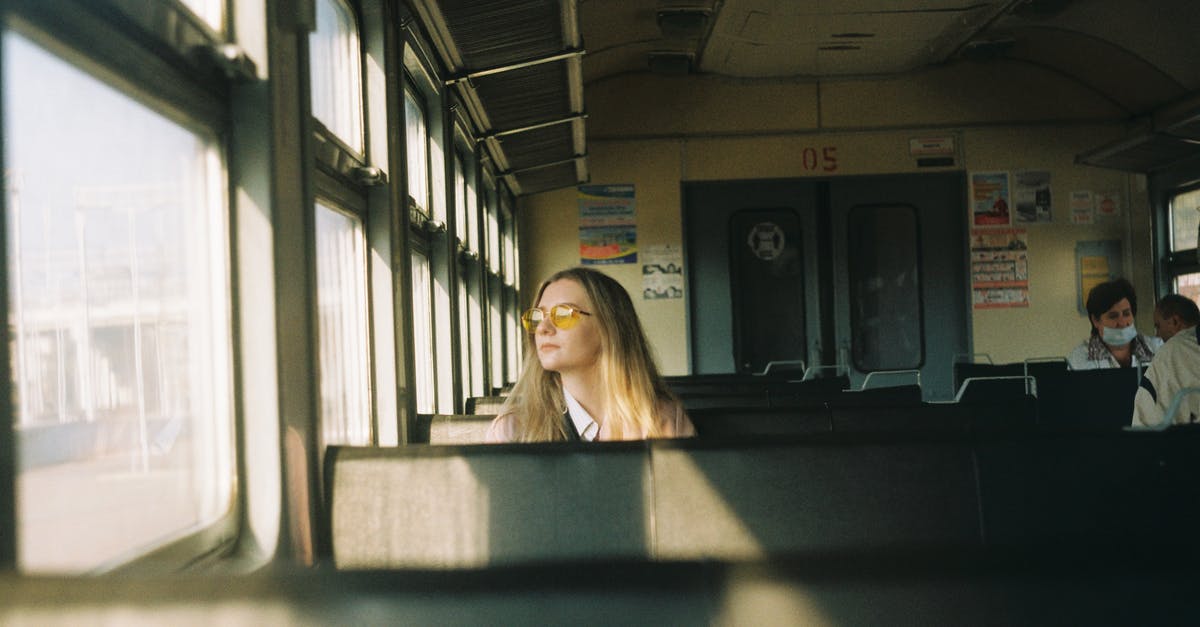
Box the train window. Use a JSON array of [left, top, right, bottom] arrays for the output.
[[403, 45, 453, 412], [484, 176, 504, 388], [1170, 187, 1199, 252], [488, 277, 505, 389], [467, 265, 485, 397], [456, 262, 485, 402], [309, 0, 364, 154], [1166, 187, 1200, 303], [410, 247, 436, 414], [485, 180, 502, 275], [502, 198, 522, 382], [453, 150, 467, 243], [404, 85, 431, 220], [314, 200, 372, 445], [847, 205, 924, 372], [178, 0, 224, 31], [4, 30, 234, 572]]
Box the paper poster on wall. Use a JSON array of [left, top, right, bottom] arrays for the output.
[[1096, 191, 1121, 219], [1075, 240, 1123, 315], [1014, 170, 1052, 223], [641, 244, 684, 300], [970, 228, 1029, 308], [578, 184, 637, 265], [1070, 190, 1095, 224], [970, 171, 1011, 227]]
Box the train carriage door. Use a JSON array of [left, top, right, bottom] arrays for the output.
[[684, 180, 823, 374], [829, 172, 969, 400]]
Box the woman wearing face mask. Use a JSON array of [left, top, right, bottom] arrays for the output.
[[486, 267, 695, 443], [1067, 278, 1162, 370]]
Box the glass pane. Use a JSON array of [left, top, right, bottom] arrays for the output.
[[1175, 273, 1200, 305], [848, 205, 924, 371], [179, 0, 224, 29], [454, 152, 466, 243], [309, 0, 364, 153], [486, 186, 501, 274], [488, 279, 503, 388], [403, 88, 428, 213], [5, 32, 234, 572], [466, 165, 479, 254], [410, 250, 435, 414], [457, 272, 471, 402], [468, 272, 484, 397], [506, 287, 520, 384], [315, 202, 371, 445], [1170, 187, 1200, 252], [502, 214, 515, 286]]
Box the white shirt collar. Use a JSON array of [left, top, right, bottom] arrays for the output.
[[562, 387, 599, 441]]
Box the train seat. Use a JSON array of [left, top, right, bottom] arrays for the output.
[[649, 438, 983, 560], [688, 406, 831, 439], [412, 414, 496, 444], [465, 396, 508, 415], [327, 442, 651, 568]]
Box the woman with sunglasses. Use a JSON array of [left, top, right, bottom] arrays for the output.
[[485, 267, 695, 442]]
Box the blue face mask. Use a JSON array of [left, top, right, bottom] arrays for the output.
[[1101, 325, 1138, 347]]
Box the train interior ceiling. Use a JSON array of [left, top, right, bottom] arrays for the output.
[[4, 0, 1200, 624]]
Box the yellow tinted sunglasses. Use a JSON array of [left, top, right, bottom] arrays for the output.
[[521, 304, 592, 332]]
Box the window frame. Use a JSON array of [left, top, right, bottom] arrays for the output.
[[1151, 157, 1200, 300], [402, 41, 454, 414]]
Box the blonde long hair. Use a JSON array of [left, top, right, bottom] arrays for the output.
[[499, 267, 675, 441]]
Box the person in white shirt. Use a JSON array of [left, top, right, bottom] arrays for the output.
[[1067, 278, 1160, 370], [1132, 294, 1200, 427], [486, 267, 695, 443]]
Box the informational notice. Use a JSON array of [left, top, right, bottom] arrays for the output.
[[1014, 170, 1052, 223], [970, 171, 1011, 227], [970, 228, 1029, 309], [641, 244, 684, 300], [1070, 190, 1095, 225], [578, 184, 636, 265], [1096, 190, 1121, 219], [1075, 240, 1123, 315]]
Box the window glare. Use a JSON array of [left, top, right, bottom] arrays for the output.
[[1175, 273, 1200, 305], [4, 31, 234, 573], [404, 88, 429, 212], [454, 152, 466, 242], [310, 0, 364, 153], [1170, 188, 1200, 252], [411, 251, 435, 413], [179, 0, 224, 30], [315, 202, 372, 446]]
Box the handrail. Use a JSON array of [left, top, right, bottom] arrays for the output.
[[954, 375, 1037, 402], [856, 369, 922, 391], [1126, 386, 1200, 431], [751, 359, 806, 377], [800, 364, 847, 381]]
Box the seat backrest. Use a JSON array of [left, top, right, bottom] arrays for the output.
[[465, 396, 508, 415], [688, 406, 830, 439], [648, 438, 983, 560], [679, 392, 771, 411], [412, 414, 496, 445], [974, 429, 1200, 548], [953, 362, 1023, 393], [328, 443, 652, 568], [1035, 368, 1140, 430], [765, 375, 852, 407]]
